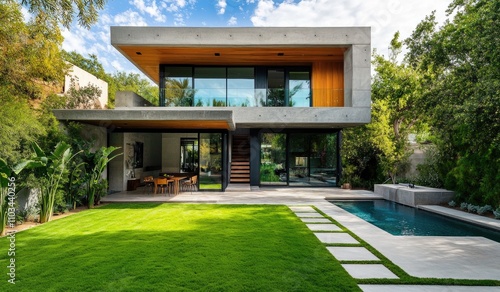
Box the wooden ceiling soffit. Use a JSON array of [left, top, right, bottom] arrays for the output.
[[118, 46, 347, 84]]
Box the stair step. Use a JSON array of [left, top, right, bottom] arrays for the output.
[[230, 178, 250, 183], [231, 174, 250, 179], [231, 169, 250, 173], [231, 166, 249, 170], [231, 170, 250, 175]]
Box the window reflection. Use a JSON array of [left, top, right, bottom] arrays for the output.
[[194, 68, 226, 107], [227, 68, 255, 107]]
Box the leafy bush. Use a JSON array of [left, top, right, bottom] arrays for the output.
[[477, 205, 492, 215], [467, 204, 478, 213], [460, 202, 468, 210], [494, 207, 500, 220], [448, 200, 456, 207]]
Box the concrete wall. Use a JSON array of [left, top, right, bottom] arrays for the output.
[[65, 64, 108, 108], [161, 133, 197, 173], [109, 133, 124, 191], [374, 184, 455, 207], [115, 91, 153, 108]]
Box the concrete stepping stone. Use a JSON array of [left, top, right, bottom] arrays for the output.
[[300, 218, 331, 223], [306, 224, 341, 231], [289, 206, 316, 212], [314, 232, 359, 244], [294, 212, 324, 218], [341, 264, 398, 279], [327, 247, 379, 261]]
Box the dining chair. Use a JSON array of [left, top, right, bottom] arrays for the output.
[[182, 175, 198, 194], [156, 177, 171, 195], [143, 176, 154, 195]]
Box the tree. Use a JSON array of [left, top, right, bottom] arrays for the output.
[[112, 72, 159, 106], [0, 2, 67, 100], [15, 142, 78, 223], [19, 0, 107, 29], [404, 0, 500, 206], [369, 32, 423, 183]]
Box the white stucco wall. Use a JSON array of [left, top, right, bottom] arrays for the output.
[[64, 64, 108, 109]]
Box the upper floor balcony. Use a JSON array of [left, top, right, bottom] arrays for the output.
[[160, 88, 344, 107]]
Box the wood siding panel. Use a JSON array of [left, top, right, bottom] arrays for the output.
[[312, 62, 344, 107]]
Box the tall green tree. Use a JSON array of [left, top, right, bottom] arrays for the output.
[[405, 0, 500, 205], [369, 33, 423, 183], [20, 0, 107, 29], [112, 72, 159, 106]]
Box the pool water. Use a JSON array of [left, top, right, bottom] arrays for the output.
[[332, 200, 500, 243]]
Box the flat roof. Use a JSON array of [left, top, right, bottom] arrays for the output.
[[111, 27, 370, 84]]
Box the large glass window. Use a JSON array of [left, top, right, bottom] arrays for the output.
[[164, 67, 193, 106], [194, 68, 227, 107], [260, 133, 287, 185], [161, 66, 311, 107], [289, 71, 311, 107], [180, 138, 198, 173], [227, 67, 255, 107], [259, 132, 338, 186], [266, 69, 285, 106], [288, 133, 337, 186], [199, 133, 223, 190]]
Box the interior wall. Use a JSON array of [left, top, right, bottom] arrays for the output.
[[109, 133, 124, 192], [162, 133, 197, 173], [109, 132, 164, 192]]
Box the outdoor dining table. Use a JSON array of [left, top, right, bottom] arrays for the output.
[[153, 176, 186, 195], [170, 176, 187, 195]]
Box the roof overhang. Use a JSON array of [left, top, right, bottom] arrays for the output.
[[111, 27, 371, 84], [53, 108, 235, 131]]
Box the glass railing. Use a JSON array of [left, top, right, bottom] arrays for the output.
[[159, 88, 344, 107]]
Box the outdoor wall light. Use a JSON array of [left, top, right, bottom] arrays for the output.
[[214, 53, 220, 56], [136, 52, 142, 55], [277, 52, 284, 56]]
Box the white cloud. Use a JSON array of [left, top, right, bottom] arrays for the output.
[[173, 13, 185, 26], [111, 60, 125, 71], [217, 0, 227, 15], [250, 0, 450, 56], [114, 10, 148, 26], [130, 0, 167, 22], [227, 16, 237, 26]]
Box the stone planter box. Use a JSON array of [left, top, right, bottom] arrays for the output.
[[374, 184, 454, 207]]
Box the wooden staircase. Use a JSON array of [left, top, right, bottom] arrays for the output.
[[230, 135, 250, 183]]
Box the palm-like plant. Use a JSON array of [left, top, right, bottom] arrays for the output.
[[87, 146, 121, 208], [15, 142, 79, 223]]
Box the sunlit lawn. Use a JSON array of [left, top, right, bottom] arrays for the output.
[[0, 204, 359, 291]]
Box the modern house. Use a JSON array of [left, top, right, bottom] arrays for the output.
[[54, 27, 371, 192]]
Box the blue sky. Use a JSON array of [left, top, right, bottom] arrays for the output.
[[60, 0, 451, 83]]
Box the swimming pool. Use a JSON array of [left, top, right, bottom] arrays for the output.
[[332, 200, 500, 243]]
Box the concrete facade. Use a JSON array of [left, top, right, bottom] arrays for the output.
[[54, 27, 372, 191], [115, 91, 153, 107]]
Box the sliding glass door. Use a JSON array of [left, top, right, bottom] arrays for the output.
[[199, 133, 223, 190], [260, 132, 338, 187]]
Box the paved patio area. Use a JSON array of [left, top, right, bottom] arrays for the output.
[[102, 186, 500, 289]]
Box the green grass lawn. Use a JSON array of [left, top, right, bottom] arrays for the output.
[[0, 204, 359, 291]]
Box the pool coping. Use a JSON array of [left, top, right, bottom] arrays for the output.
[[418, 205, 500, 232], [314, 201, 500, 280]]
